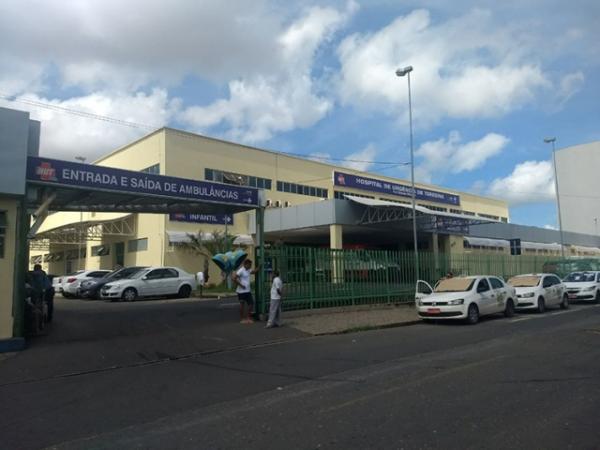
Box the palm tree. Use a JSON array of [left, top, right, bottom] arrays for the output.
[[178, 230, 236, 286]]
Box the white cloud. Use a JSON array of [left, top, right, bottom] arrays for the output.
[[335, 9, 559, 124], [487, 160, 556, 205], [307, 143, 377, 172], [342, 143, 377, 171], [179, 2, 358, 143], [415, 131, 509, 182], [543, 224, 557, 230], [1, 89, 178, 161]]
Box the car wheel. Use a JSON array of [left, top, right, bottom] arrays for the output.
[[595, 291, 600, 304], [62, 292, 72, 299], [466, 304, 479, 325], [504, 299, 515, 318], [537, 297, 546, 314], [178, 285, 192, 299], [560, 294, 569, 310], [122, 288, 137, 302]]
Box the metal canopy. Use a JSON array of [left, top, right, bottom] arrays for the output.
[[25, 156, 262, 215], [31, 214, 135, 248], [344, 195, 497, 233]]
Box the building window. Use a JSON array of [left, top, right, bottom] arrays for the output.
[[334, 191, 374, 200], [418, 204, 447, 212], [141, 164, 160, 175], [477, 213, 500, 221], [91, 245, 110, 257], [501, 217, 508, 223], [128, 238, 148, 252], [205, 168, 271, 190], [276, 180, 328, 198], [0, 211, 6, 259]]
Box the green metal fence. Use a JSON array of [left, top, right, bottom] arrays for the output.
[[256, 246, 600, 314]]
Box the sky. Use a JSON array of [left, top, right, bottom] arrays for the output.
[[1, 0, 599, 228]]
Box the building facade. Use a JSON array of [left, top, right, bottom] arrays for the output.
[[555, 141, 600, 236], [32, 128, 511, 279]]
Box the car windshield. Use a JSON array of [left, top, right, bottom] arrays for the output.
[[434, 277, 475, 293], [129, 269, 151, 279], [564, 272, 596, 282], [507, 276, 540, 287]]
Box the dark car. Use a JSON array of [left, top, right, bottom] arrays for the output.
[[79, 266, 148, 299]]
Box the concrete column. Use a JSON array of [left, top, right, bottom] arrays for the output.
[[330, 225, 343, 283], [330, 224, 343, 250]]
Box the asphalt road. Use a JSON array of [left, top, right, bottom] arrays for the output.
[[1, 302, 600, 449]]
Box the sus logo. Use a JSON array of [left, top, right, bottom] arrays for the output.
[[337, 173, 345, 185], [36, 162, 57, 181]]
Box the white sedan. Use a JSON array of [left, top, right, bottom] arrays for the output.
[[563, 271, 600, 303], [415, 276, 517, 324], [62, 270, 111, 298], [100, 267, 197, 302], [507, 273, 568, 312]]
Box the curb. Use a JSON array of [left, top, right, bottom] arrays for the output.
[[308, 319, 422, 336]]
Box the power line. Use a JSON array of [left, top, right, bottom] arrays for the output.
[[0, 92, 409, 166]]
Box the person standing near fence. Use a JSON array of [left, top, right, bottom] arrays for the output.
[[266, 270, 283, 328], [233, 259, 259, 324]]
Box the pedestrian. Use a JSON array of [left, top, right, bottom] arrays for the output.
[[196, 270, 205, 296], [232, 259, 259, 324], [266, 270, 283, 328], [28, 264, 51, 331]]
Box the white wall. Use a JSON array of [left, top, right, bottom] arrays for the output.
[[555, 141, 600, 236]]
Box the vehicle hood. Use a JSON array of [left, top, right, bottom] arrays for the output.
[[103, 279, 133, 288], [423, 292, 470, 302], [564, 282, 597, 289], [81, 278, 111, 289]]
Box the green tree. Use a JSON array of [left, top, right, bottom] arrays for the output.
[[178, 230, 236, 285]]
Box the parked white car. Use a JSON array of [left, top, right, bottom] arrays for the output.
[[563, 271, 600, 303], [100, 267, 197, 302], [62, 270, 110, 298], [507, 273, 568, 312], [52, 275, 64, 293], [415, 276, 517, 324]]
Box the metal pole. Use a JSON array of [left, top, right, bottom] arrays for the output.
[[549, 139, 565, 258], [407, 72, 419, 281]]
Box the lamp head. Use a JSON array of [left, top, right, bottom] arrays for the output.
[[543, 137, 556, 144], [396, 66, 413, 77]]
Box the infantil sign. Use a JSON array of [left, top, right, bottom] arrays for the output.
[[333, 171, 460, 206], [169, 213, 233, 225], [27, 157, 259, 207]]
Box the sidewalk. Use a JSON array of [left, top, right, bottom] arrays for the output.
[[285, 304, 419, 335]]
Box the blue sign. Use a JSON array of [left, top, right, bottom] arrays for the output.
[[27, 157, 259, 207], [169, 213, 233, 225], [333, 171, 460, 206]]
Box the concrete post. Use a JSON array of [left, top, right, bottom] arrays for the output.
[[330, 224, 343, 283]]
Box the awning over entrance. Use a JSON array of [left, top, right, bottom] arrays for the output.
[[30, 213, 134, 248], [26, 156, 262, 215], [344, 194, 498, 233]]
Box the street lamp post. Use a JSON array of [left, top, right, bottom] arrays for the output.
[[544, 137, 565, 259], [75, 156, 86, 270], [396, 65, 419, 281]]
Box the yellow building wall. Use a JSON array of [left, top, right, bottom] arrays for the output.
[[0, 198, 18, 339]]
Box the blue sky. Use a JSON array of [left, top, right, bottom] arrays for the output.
[[1, 0, 598, 227]]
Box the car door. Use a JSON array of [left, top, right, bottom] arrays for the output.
[[552, 275, 566, 305], [415, 280, 433, 302], [541, 276, 557, 305], [489, 277, 508, 311], [161, 268, 180, 296], [476, 278, 495, 315], [139, 269, 164, 296]]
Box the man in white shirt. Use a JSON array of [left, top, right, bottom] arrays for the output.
[[266, 270, 283, 328], [196, 271, 205, 296], [233, 259, 259, 323]]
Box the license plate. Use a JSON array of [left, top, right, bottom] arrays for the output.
[[568, 294, 577, 299], [427, 308, 441, 314]]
